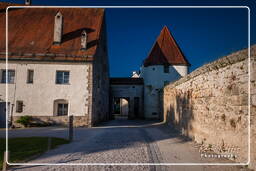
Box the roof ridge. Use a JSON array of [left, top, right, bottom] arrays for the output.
[[143, 26, 190, 67]]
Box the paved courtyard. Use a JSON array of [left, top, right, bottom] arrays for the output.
[[0, 120, 248, 171]]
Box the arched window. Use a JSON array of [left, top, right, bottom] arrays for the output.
[[164, 65, 169, 73], [53, 99, 68, 116]]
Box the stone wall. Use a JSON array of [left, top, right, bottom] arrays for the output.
[[251, 51, 256, 169], [163, 45, 255, 166], [91, 15, 110, 126], [13, 115, 88, 127]]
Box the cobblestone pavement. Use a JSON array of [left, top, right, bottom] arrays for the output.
[[7, 120, 249, 171]]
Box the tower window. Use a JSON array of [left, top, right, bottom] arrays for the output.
[[164, 81, 169, 86], [164, 66, 169, 73]]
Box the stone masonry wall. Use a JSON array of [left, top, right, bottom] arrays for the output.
[[163, 45, 255, 166], [13, 115, 88, 127], [251, 49, 256, 169]]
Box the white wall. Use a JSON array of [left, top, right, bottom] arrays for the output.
[[173, 65, 188, 77], [140, 65, 188, 118], [111, 84, 143, 98], [0, 61, 90, 117]]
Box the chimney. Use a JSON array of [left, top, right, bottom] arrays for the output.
[[25, 0, 32, 5], [81, 30, 87, 51], [53, 11, 63, 45]]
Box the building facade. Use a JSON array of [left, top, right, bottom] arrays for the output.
[[0, 6, 109, 127], [139, 26, 190, 119], [0, 3, 191, 127]]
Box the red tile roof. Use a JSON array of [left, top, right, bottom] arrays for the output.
[[0, 5, 104, 61], [0, 2, 21, 11], [143, 26, 190, 67]]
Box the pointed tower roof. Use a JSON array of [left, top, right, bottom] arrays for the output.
[[143, 26, 190, 67]]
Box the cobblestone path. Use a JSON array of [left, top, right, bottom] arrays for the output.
[[8, 120, 248, 171]]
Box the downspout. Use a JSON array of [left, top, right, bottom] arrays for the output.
[[10, 64, 18, 127]]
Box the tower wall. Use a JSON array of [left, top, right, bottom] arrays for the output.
[[140, 65, 188, 119]]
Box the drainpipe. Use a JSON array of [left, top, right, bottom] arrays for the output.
[[10, 64, 18, 128]]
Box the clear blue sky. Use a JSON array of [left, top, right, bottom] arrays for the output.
[[3, 0, 256, 77]]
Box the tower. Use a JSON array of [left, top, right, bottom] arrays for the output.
[[140, 26, 190, 119]]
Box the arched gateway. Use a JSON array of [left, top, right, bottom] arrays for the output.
[[110, 78, 144, 119]]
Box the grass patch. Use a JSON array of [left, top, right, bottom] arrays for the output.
[[0, 137, 69, 169]]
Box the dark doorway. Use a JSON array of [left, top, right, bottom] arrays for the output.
[[112, 97, 129, 120], [113, 98, 121, 114], [134, 97, 139, 118]]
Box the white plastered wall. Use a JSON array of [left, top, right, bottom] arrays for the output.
[[140, 65, 188, 118], [0, 61, 90, 117]]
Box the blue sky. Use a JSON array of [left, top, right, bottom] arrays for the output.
[[3, 0, 255, 77]]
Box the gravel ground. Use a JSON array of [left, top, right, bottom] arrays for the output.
[[3, 120, 249, 171]]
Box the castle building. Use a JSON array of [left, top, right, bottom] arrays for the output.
[[0, 6, 109, 127], [0, 2, 190, 127]]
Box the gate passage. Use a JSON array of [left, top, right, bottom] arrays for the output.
[[110, 78, 144, 120]]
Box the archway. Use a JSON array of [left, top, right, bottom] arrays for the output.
[[112, 97, 129, 120]]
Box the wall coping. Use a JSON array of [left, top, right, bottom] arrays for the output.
[[165, 45, 256, 90]]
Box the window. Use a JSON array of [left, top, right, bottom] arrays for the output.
[[164, 65, 169, 73], [57, 103, 68, 116], [27, 70, 34, 84], [56, 71, 69, 84], [1, 70, 15, 83], [16, 101, 23, 113]]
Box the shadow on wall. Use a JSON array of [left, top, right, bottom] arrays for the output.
[[164, 89, 194, 139]]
